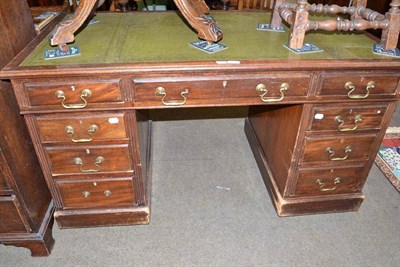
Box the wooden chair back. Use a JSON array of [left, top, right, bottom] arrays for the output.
[[237, 0, 275, 10]]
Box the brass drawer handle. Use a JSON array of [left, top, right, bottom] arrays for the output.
[[155, 87, 189, 106], [74, 156, 105, 173], [256, 83, 289, 103], [55, 88, 92, 109], [65, 124, 99, 143], [316, 177, 341, 192], [326, 146, 352, 161], [334, 115, 363, 132], [345, 81, 375, 99], [104, 190, 112, 197]]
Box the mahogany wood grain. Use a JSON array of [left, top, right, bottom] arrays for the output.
[[0, 171, 10, 192], [56, 177, 135, 209], [46, 145, 133, 175], [134, 73, 310, 107], [35, 112, 128, 144], [278, 196, 364, 216], [24, 79, 123, 108], [1, 11, 399, 225], [0, 196, 30, 233], [134, 110, 151, 206], [0, 0, 54, 256], [244, 117, 365, 216], [294, 165, 366, 197], [308, 104, 388, 133], [248, 105, 304, 195], [1, 205, 55, 257], [316, 73, 399, 98], [55, 207, 150, 228], [301, 134, 377, 164], [0, 2, 36, 65]]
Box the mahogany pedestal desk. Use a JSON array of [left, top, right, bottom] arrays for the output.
[[1, 12, 399, 228]]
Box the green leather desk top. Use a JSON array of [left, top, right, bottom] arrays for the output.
[[21, 11, 395, 67]]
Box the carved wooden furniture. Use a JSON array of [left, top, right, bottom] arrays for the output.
[[0, 0, 54, 256], [238, 0, 274, 11], [173, 0, 223, 43], [50, 0, 222, 52], [269, 0, 400, 50], [1, 12, 399, 227]]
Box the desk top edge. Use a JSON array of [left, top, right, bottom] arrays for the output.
[[1, 12, 400, 79]]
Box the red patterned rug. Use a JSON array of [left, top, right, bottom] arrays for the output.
[[375, 131, 400, 193]]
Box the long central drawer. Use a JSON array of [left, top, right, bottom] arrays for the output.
[[133, 73, 311, 106]]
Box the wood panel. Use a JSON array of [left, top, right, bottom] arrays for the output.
[[248, 104, 304, 195], [0, 0, 54, 256], [0, 196, 30, 234]]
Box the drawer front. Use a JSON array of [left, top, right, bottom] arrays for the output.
[[0, 196, 30, 234], [294, 166, 365, 197], [309, 104, 388, 132], [35, 112, 128, 144], [317, 73, 399, 98], [24, 79, 122, 108], [46, 145, 133, 176], [301, 135, 377, 164], [134, 73, 310, 105], [56, 177, 135, 209]]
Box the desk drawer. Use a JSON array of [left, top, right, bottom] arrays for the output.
[[134, 73, 310, 106], [301, 135, 377, 164], [317, 73, 399, 99], [56, 177, 135, 209], [293, 166, 365, 197], [308, 104, 388, 133], [0, 196, 30, 234], [23, 79, 123, 109], [46, 145, 133, 176], [35, 112, 128, 144]]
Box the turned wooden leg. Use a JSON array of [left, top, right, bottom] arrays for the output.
[[270, 0, 286, 28], [288, 0, 309, 49], [354, 0, 367, 6], [381, 0, 400, 50], [351, 0, 367, 20]]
